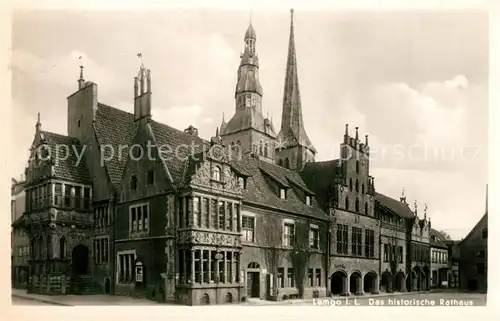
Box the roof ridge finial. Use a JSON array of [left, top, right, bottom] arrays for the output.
[[137, 52, 144, 69], [77, 55, 85, 89], [424, 203, 428, 220], [36, 112, 41, 132], [414, 200, 418, 216]]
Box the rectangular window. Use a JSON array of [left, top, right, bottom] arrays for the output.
[[186, 197, 192, 227], [130, 204, 149, 233], [235, 204, 241, 232], [392, 245, 396, 262], [384, 244, 388, 262], [194, 250, 201, 283], [352, 227, 362, 256], [202, 250, 209, 283], [306, 195, 311, 206], [242, 215, 255, 243], [83, 187, 90, 209], [365, 229, 374, 258], [147, 170, 154, 185], [218, 251, 225, 283], [210, 251, 217, 283], [315, 269, 321, 286], [211, 199, 218, 229], [201, 198, 209, 228], [308, 268, 314, 287], [283, 223, 295, 247], [218, 201, 225, 230], [130, 175, 138, 191], [179, 197, 184, 228], [309, 226, 319, 249], [54, 183, 62, 207], [336, 224, 343, 254], [226, 202, 233, 231], [227, 252, 233, 283], [287, 268, 294, 287], [398, 246, 403, 263], [74, 186, 81, 209], [342, 225, 348, 254], [280, 188, 286, 199], [178, 250, 185, 284], [193, 196, 201, 227], [278, 268, 285, 288]]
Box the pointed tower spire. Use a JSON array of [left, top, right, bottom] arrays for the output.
[[35, 112, 41, 133], [277, 8, 316, 166]]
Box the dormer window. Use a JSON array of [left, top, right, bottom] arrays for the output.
[[305, 195, 311, 206], [238, 176, 246, 189], [212, 166, 221, 181], [280, 188, 287, 199], [130, 175, 138, 191]]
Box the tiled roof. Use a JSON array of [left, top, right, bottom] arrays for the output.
[[231, 155, 328, 220], [150, 120, 210, 184], [40, 130, 91, 184], [460, 212, 487, 245], [300, 159, 339, 210], [375, 192, 415, 219], [430, 228, 449, 248], [94, 103, 137, 188]]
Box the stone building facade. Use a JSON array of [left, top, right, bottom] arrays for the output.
[[430, 229, 450, 288], [15, 9, 439, 304]]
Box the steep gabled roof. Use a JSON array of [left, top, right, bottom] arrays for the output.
[[300, 159, 339, 210], [460, 212, 488, 245], [150, 119, 210, 184], [375, 192, 415, 219], [231, 155, 328, 220], [40, 130, 91, 184], [93, 103, 137, 189], [430, 228, 449, 249]]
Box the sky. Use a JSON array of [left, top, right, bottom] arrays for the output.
[[11, 9, 488, 239]]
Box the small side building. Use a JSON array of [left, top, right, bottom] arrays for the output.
[[429, 229, 449, 288], [459, 213, 487, 292]]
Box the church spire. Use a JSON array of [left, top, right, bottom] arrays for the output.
[[278, 9, 316, 153]]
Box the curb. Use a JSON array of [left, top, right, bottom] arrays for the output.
[[12, 293, 72, 306]]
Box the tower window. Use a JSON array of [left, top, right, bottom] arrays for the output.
[[264, 143, 268, 157], [147, 170, 154, 185], [345, 196, 349, 211], [259, 141, 263, 155], [77, 119, 81, 128], [362, 183, 365, 194], [356, 160, 359, 173], [349, 178, 353, 191], [355, 198, 359, 212], [365, 202, 368, 214], [355, 179, 359, 192], [212, 166, 222, 181], [305, 195, 311, 206], [284, 158, 290, 169]]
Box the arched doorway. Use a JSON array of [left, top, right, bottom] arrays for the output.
[[200, 293, 210, 305], [381, 271, 393, 293], [350, 272, 362, 295], [363, 272, 377, 294], [330, 271, 347, 295], [71, 245, 89, 275], [394, 272, 406, 292]]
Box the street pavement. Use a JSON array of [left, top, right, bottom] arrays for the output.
[[12, 297, 54, 306], [11, 288, 486, 307], [258, 291, 487, 306]]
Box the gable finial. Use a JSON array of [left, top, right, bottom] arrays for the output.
[[424, 203, 428, 220], [36, 112, 41, 131], [77, 55, 85, 90], [414, 200, 418, 216], [137, 52, 144, 69]]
